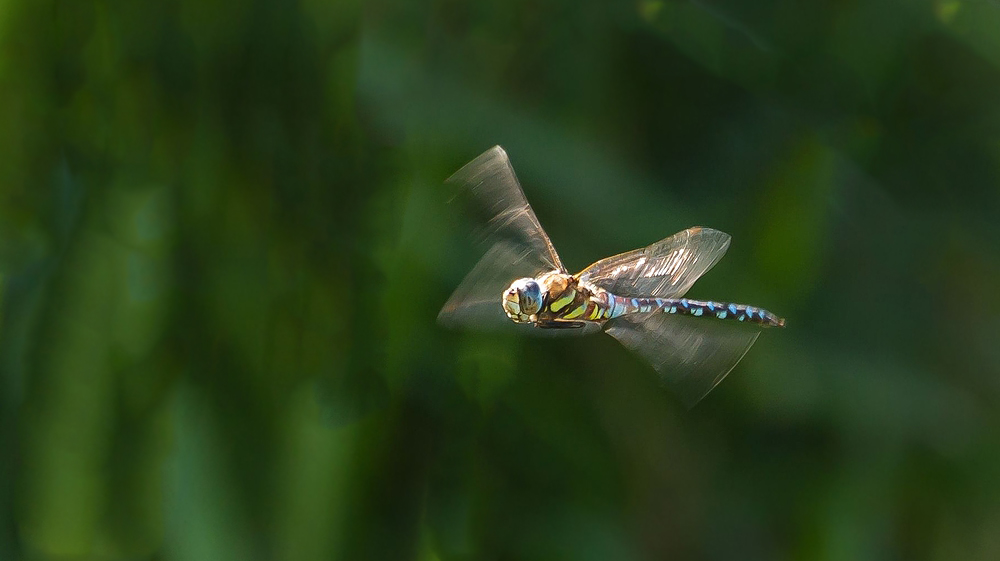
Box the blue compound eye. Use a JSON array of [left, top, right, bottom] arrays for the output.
[[517, 280, 542, 314]]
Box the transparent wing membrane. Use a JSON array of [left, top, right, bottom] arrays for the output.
[[577, 227, 731, 298], [439, 241, 554, 331], [439, 146, 566, 329], [605, 312, 760, 407], [447, 145, 564, 273]]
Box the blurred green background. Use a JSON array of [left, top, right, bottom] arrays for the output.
[[1, 0, 999, 560]]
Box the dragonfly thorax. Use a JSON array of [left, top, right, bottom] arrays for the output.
[[502, 277, 543, 323]]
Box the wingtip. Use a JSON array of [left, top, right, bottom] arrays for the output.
[[445, 145, 509, 185], [686, 226, 732, 246]]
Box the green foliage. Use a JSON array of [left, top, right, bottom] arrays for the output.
[[1, 1, 999, 560]]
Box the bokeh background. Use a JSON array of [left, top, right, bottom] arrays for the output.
[[1, 0, 999, 560]]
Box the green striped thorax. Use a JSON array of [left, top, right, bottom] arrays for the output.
[[503, 278, 543, 323]]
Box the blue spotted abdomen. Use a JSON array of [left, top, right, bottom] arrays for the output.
[[612, 295, 785, 328]]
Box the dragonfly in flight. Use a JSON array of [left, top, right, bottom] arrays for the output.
[[439, 146, 785, 406]]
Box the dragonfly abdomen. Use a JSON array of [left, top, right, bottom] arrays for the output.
[[616, 295, 785, 327]]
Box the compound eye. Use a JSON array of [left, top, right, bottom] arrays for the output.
[[517, 281, 542, 314]]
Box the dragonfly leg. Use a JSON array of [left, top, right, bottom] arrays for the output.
[[535, 320, 587, 330]]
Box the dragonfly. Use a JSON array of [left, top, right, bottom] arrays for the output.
[[438, 146, 785, 406]]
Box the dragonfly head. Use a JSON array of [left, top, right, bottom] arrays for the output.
[[503, 278, 543, 323]]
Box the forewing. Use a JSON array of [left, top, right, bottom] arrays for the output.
[[605, 313, 760, 407], [578, 227, 730, 298], [439, 240, 554, 332], [439, 146, 568, 332], [437, 241, 592, 336], [447, 145, 565, 273]]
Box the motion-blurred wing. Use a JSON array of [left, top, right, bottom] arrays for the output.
[[448, 145, 564, 273], [605, 312, 760, 407], [439, 241, 547, 331], [577, 227, 730, 298], [439, 146, 565, 330], [439, 241, 591, 336]]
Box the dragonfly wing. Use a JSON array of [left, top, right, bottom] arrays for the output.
[[577, 227, 730, 298], [605, 312, 760, 407], [440, 146, 567, 331], [447, 145, 565, 273], [437, 242, 592, 336], [439, 240, 556, 331]]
